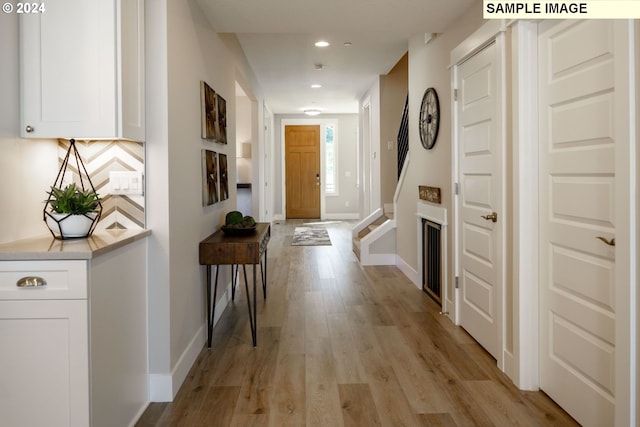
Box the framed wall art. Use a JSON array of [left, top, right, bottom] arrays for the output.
[[216, 93, 227, 144], [201, 81, 217, 141], [219, 153, 229, 201], [202, 149, 218, 205]]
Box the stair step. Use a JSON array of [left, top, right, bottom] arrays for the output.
[[368, 224, 380, 232], [373, 216, 387, 225], [358, 228, 371, 239], [385, 212, 394, 220]]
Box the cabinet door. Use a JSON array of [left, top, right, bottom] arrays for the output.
[[0, 300, 89, 427], [120, 0, 146, 141], [20, 0, 116, 139]]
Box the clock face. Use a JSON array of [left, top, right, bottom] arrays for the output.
[[419, 87, 440, 150]]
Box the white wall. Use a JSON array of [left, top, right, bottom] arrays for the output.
[[236, 94, 252, 184], [359, 82, 382, 217], [395, 3, 484, 287], [146, 0, 266, 400], [0, 12, 59, 243]]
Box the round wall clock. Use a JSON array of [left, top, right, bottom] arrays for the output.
[[419, 87, 440, 150]]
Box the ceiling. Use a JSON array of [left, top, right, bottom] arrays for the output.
[[196, 0, 477, 115]]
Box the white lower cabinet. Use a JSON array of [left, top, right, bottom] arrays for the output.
[[0, 238, 148, 427], [0, 299, 90, 427]]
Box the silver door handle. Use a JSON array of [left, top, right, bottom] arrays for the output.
[[596, 236, 615, 246], [481, 212, 498, 223]]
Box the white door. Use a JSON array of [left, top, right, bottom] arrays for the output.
[[456, 40, 503, 359], [538, 20, 617, 427]]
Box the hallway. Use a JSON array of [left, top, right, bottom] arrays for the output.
[[136, 221, 578, 426]]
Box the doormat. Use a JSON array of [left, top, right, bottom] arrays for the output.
[[292, 226, 332, 246]]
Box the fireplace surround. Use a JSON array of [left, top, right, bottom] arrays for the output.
[[416, 200, 449, 312]]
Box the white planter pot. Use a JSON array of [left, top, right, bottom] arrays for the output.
[[45, 212, 97, 238]]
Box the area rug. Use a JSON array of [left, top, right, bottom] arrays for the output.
[[292, 226, 332, 246]]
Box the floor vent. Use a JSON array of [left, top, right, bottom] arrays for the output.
[[422, 219, 441, 304]]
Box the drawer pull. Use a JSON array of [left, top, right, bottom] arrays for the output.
[[16, 276, 47, 288]]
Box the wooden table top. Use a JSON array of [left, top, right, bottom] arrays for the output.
[[199, 222, 270, 265]]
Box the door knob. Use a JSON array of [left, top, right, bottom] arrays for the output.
[[481, 212, 498, 223]]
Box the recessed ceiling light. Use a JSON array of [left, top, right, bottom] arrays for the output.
[[311, 84, 322, 89], [314, 40, 330, 47], [304, 109, 322, 116]]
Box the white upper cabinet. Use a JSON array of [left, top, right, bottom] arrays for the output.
[[19, 0, 145, 140]]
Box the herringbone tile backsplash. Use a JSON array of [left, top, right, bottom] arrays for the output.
[[58, 139, 145, 230]]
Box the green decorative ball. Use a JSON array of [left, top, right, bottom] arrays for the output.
[[242, 216, 256, 227], [225, 211, 244, 225]]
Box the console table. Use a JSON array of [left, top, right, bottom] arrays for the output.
[[199, 223, 270, 348]]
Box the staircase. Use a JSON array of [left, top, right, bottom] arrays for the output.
[[352, 206, 397, 265], [352, 93, 409, 266]]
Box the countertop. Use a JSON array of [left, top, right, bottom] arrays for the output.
[[0, 229, 151, 261]]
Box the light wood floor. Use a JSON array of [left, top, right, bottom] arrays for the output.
[[136, 220, 579, 427]]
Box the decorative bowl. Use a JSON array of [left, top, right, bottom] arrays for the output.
[[221, 225, 257, 236]]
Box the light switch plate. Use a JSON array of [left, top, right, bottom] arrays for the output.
[[109, 171, 143, 196]]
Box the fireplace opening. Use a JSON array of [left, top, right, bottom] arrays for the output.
[[422, 218, 441, 304]]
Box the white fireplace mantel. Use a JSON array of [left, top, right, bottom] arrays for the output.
[[416, 200, 447, 225]]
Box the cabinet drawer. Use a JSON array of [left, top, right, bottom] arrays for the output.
[[0, 260, 87, 300]]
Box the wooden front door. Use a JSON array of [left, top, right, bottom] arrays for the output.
[[285, 125, 320, 218]]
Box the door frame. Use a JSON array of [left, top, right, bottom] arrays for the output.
[[451, 19, 508, 372], [360, 99, 373, 217], [509, 20, 540, 391], [261, 102, 274, 222], [280, 119, 331, 220], [511, 20, 637, 425]]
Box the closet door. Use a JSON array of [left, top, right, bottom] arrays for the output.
[[538, 19, 618, 427]]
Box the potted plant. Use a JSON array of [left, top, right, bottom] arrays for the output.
[[44, 182, 102, 239]]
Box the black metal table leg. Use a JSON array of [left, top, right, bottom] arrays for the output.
[[259, 249, 268, 299], [206, 265, 212, 348], [231, 264, 239, 300], [207, 265, 220, 348], [242, 265, 257, 347], [264, 249, 268, 297], [253, 263, 257, 346]]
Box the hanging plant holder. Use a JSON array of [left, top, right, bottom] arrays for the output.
[[43, 139, 103, 239]]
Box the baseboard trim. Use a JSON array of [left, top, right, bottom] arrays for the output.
[[149, 373, 173, 402], [503, 349, 515, 381], [128, 401, 151, 427], [324, 213, 360, 220], [149, 325, 204, 402], [396, 255, 420, 289], [149, 281, 232, 402], [361, 253, 396, 265]]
